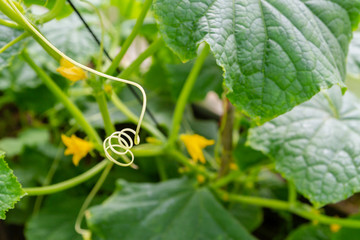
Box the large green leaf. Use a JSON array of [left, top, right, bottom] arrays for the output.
[[332, 214, 360, 240], [87, 178, 255, 240], [153, 0, 360, 121], [248, 86, 360, 206], [25, 194, 84, 240], [286, 224, 331, 240], [0, 152, 25, 219]]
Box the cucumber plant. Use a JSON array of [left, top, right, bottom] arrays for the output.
[[1, 0, 360, 239]]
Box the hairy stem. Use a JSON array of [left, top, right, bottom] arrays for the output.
[[168, 44, 210, 147]]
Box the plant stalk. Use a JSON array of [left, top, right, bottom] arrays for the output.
[[105, 0, 153, 75], [167, 44, 210, 147]]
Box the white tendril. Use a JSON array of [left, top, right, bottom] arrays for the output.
[[103, 129, 140, 167], [7, 0, 146, 167]]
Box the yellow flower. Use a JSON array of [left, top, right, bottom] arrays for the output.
[[104, 84, 113, 94], [56, 58, 87, 82], [197, 174, 205, 184], [180, 134, 215, 164], [229, 162, 238, 170], [61, 134, 94, 166], [330, 224, 341, 233]]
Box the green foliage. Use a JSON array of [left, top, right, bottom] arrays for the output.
[[2, 0, 360, 238], [25, 194, 84, 240], [87, 178, 254, 240], [332, 215, 360, 240], [0, 13, 24, 70], [0, 128, 50, 157], [286, 224, 331, 240], [0, 151, 25, 219], [347, 32, 360, 77], [153, 0, 360, 121], [248, 86, 360, 206]]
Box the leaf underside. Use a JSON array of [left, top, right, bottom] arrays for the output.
[[153, 0, 360, 122], [87, 178, 255, 240], [248, 86, 360, 206]]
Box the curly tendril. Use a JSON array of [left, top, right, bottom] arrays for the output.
[[7, 0, 146, 167], [103, 129, 140, 166]]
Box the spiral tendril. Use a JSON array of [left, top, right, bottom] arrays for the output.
[[103, 129, 140, 166], [7, 0, 146, 167]]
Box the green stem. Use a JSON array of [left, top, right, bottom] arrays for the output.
[[217, 189, 360, 229], [21, 50, 102, 148], [105, 0, 153, 75], [36, 0, 66, 24], [118, 38, 164, 79], [211, 171, 244, 188], [22, 145, 163, 196], [94, 91, 115, 135], [156, 157, 167, 181], [110, 37, 165, 140], [0, 17, 20, 28], [167, 148, 215, 179], [24, 160, 108, 196], [288, 181, 297, 206], [111, 94, 165, 141], [0, 1, 60, 60], [0, 32, 28, 54], [168, 44, 210, 146], [75, 162, 113, 238]]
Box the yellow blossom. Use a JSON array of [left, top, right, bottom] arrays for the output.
[[229, 162, 238, 170], [56, 58, 87, 82], [330, 224, 341, 233], [197, 174, 205, 184], [180, 134, 215, 164], [61, 134, 94, 166], [104, 84, 113, 94]]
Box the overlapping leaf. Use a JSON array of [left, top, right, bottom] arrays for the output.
[[0, 152, 25, 219], [248, 86, 360, 206], [87, 178, 254, 240], [153, 0, 360, 121]]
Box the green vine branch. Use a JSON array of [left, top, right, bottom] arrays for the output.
[[24, 160, 108, 196], [105, 0, 153, 75], [216, 189, 360, 229], [21, 50, 103, 148], [167, 44, 210, 147]]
